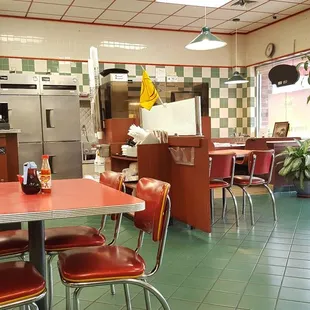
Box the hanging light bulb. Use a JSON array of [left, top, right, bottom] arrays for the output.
[[185, 7, 227, 51], [226, 19, 248, 85]]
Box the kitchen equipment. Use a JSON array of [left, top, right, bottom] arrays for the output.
[[40, 75, 82, 179], [99, 72, 129, 119], [0, 74, 82, 179], [0, 74, 42, 172]]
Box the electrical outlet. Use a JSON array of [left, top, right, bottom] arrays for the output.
[[167, 76, 178, 82]]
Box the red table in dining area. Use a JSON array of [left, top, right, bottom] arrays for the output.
[[0, 179, 145, 310]]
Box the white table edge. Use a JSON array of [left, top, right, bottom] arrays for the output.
[[0, 202, 145, 224]]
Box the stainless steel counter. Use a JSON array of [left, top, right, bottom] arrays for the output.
[[0, 129, 21, 134]]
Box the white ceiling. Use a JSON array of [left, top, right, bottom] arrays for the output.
[[0, 0, 309, 34]]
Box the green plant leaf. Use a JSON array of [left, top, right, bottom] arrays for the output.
[[305, 155, 310, 167], [307, 95, 310, 104], [284, 156, 294, 167], [305, 169, 310, 179], [297, 62, 304, 70], [295, 170, 301, 179], [308, 75, 310, 85], [305, 61, 309, 71], [300, 171, 305, 189], [292, 158, 303, 171], [276, 160, 285, 167], [279, 166, 288, 176]]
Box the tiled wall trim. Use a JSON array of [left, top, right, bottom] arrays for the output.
[[0, 58, 256, 138]]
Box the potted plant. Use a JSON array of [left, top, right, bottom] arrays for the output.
[[278, 139, 310, 197], [296, 55, 310, 104]]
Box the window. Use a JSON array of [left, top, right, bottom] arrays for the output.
[[256, 53, 310, 139]]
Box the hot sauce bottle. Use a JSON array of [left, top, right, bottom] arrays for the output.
[[40, 155, 52, 193]]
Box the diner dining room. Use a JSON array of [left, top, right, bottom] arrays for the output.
[[0, 0, 310, 310]]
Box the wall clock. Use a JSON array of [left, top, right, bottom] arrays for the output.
[[265, 43, 275, 58]]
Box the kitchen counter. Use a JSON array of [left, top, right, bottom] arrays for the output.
[[0, 129, 21, 134]]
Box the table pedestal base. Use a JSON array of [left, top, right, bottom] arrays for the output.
[[28, 220, 48, 310]]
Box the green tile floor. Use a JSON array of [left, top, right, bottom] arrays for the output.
[[24, 192, 310, 309]]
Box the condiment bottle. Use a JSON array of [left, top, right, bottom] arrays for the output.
[[40, 155, 52, 193], [22, 162, 41, 195]]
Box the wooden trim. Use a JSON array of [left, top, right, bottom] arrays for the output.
[[168, 136, 202, 148]]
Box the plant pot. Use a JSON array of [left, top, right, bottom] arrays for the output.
[[293, 179, 310, 198]]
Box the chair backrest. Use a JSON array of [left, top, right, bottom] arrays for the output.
[[209, 153, 236, 179], [245, 138, 269, 150], [100, 171, 124, 191], [134, 178, 171, 242], [248, 150, 275, 176]]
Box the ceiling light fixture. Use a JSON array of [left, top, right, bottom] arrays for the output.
[[225, 19, 248, 85], [156, 0, 231, 8], [185, 7, 227, 51]]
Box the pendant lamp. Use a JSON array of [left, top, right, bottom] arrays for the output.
[[226, 19, 248, 85], [185, 7, 227, 51]]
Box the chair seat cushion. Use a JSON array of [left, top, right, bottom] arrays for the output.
[[233, 175, 265, 186], [58, 246, 145, 283], [0, 230, 28, 256], [210, 180, 230, 189], [45, 226, 105, 252], [0, 261, 45, 306]]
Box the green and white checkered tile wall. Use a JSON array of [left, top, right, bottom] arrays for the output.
[[0, 58, 256, 138]]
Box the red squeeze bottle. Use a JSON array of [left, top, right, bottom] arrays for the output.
[[40, 155, 52, 193]]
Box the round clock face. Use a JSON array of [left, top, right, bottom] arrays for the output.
[[265, 43, 275, 58]]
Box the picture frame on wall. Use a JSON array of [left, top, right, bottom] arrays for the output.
[[272, 121, 290, 138]]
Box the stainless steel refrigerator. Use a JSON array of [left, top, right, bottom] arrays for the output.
[[39, 75, 82, 179], [0, 73, 43, 173], [0, 73, 82, 179]]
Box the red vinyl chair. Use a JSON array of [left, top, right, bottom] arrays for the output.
[[0, 261, 46, 309], [57, 178, 171, 310], [0, 229, 28, 261], [45, 171, 125, 310], [233, 150, 277, 225], [209, 153, 239, 227]]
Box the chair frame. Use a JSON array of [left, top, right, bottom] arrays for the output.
[[58, 196, 172, 310], [46, 181, 126, 310], [0, 290, 46, 310], [209, 155, 239, 227], [237, 152, 277, 225]]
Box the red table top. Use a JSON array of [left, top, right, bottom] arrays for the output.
[[0, 179, 145, 224], [209, 149, 252, 158]]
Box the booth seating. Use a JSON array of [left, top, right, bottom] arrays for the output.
[[233, 150, 277, 225], [44, 171, 125, 310], [57, 178, 171, 310]]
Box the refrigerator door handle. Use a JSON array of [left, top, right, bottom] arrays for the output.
[[49, 155, 56, 174], [46, 109, 55, 128]]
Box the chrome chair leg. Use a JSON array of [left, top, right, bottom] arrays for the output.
[[210, 189, 215, 224], [123, 284, 132, 310], [222, 188, 227, 214], [242, 187, 254, 225], [110, 284, 116, 295], [47, 254, 56, 310], [222, 189, 227, 219], [135, 280, 170, 310], [264, 184, 277, 221], [227, 188, 239, 227], [30, 303, 39, 310], [142, 279, 152, 310], [242, 190, 246, 214], [73, 288, 82, 310], [66, 286, 71, 310]]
